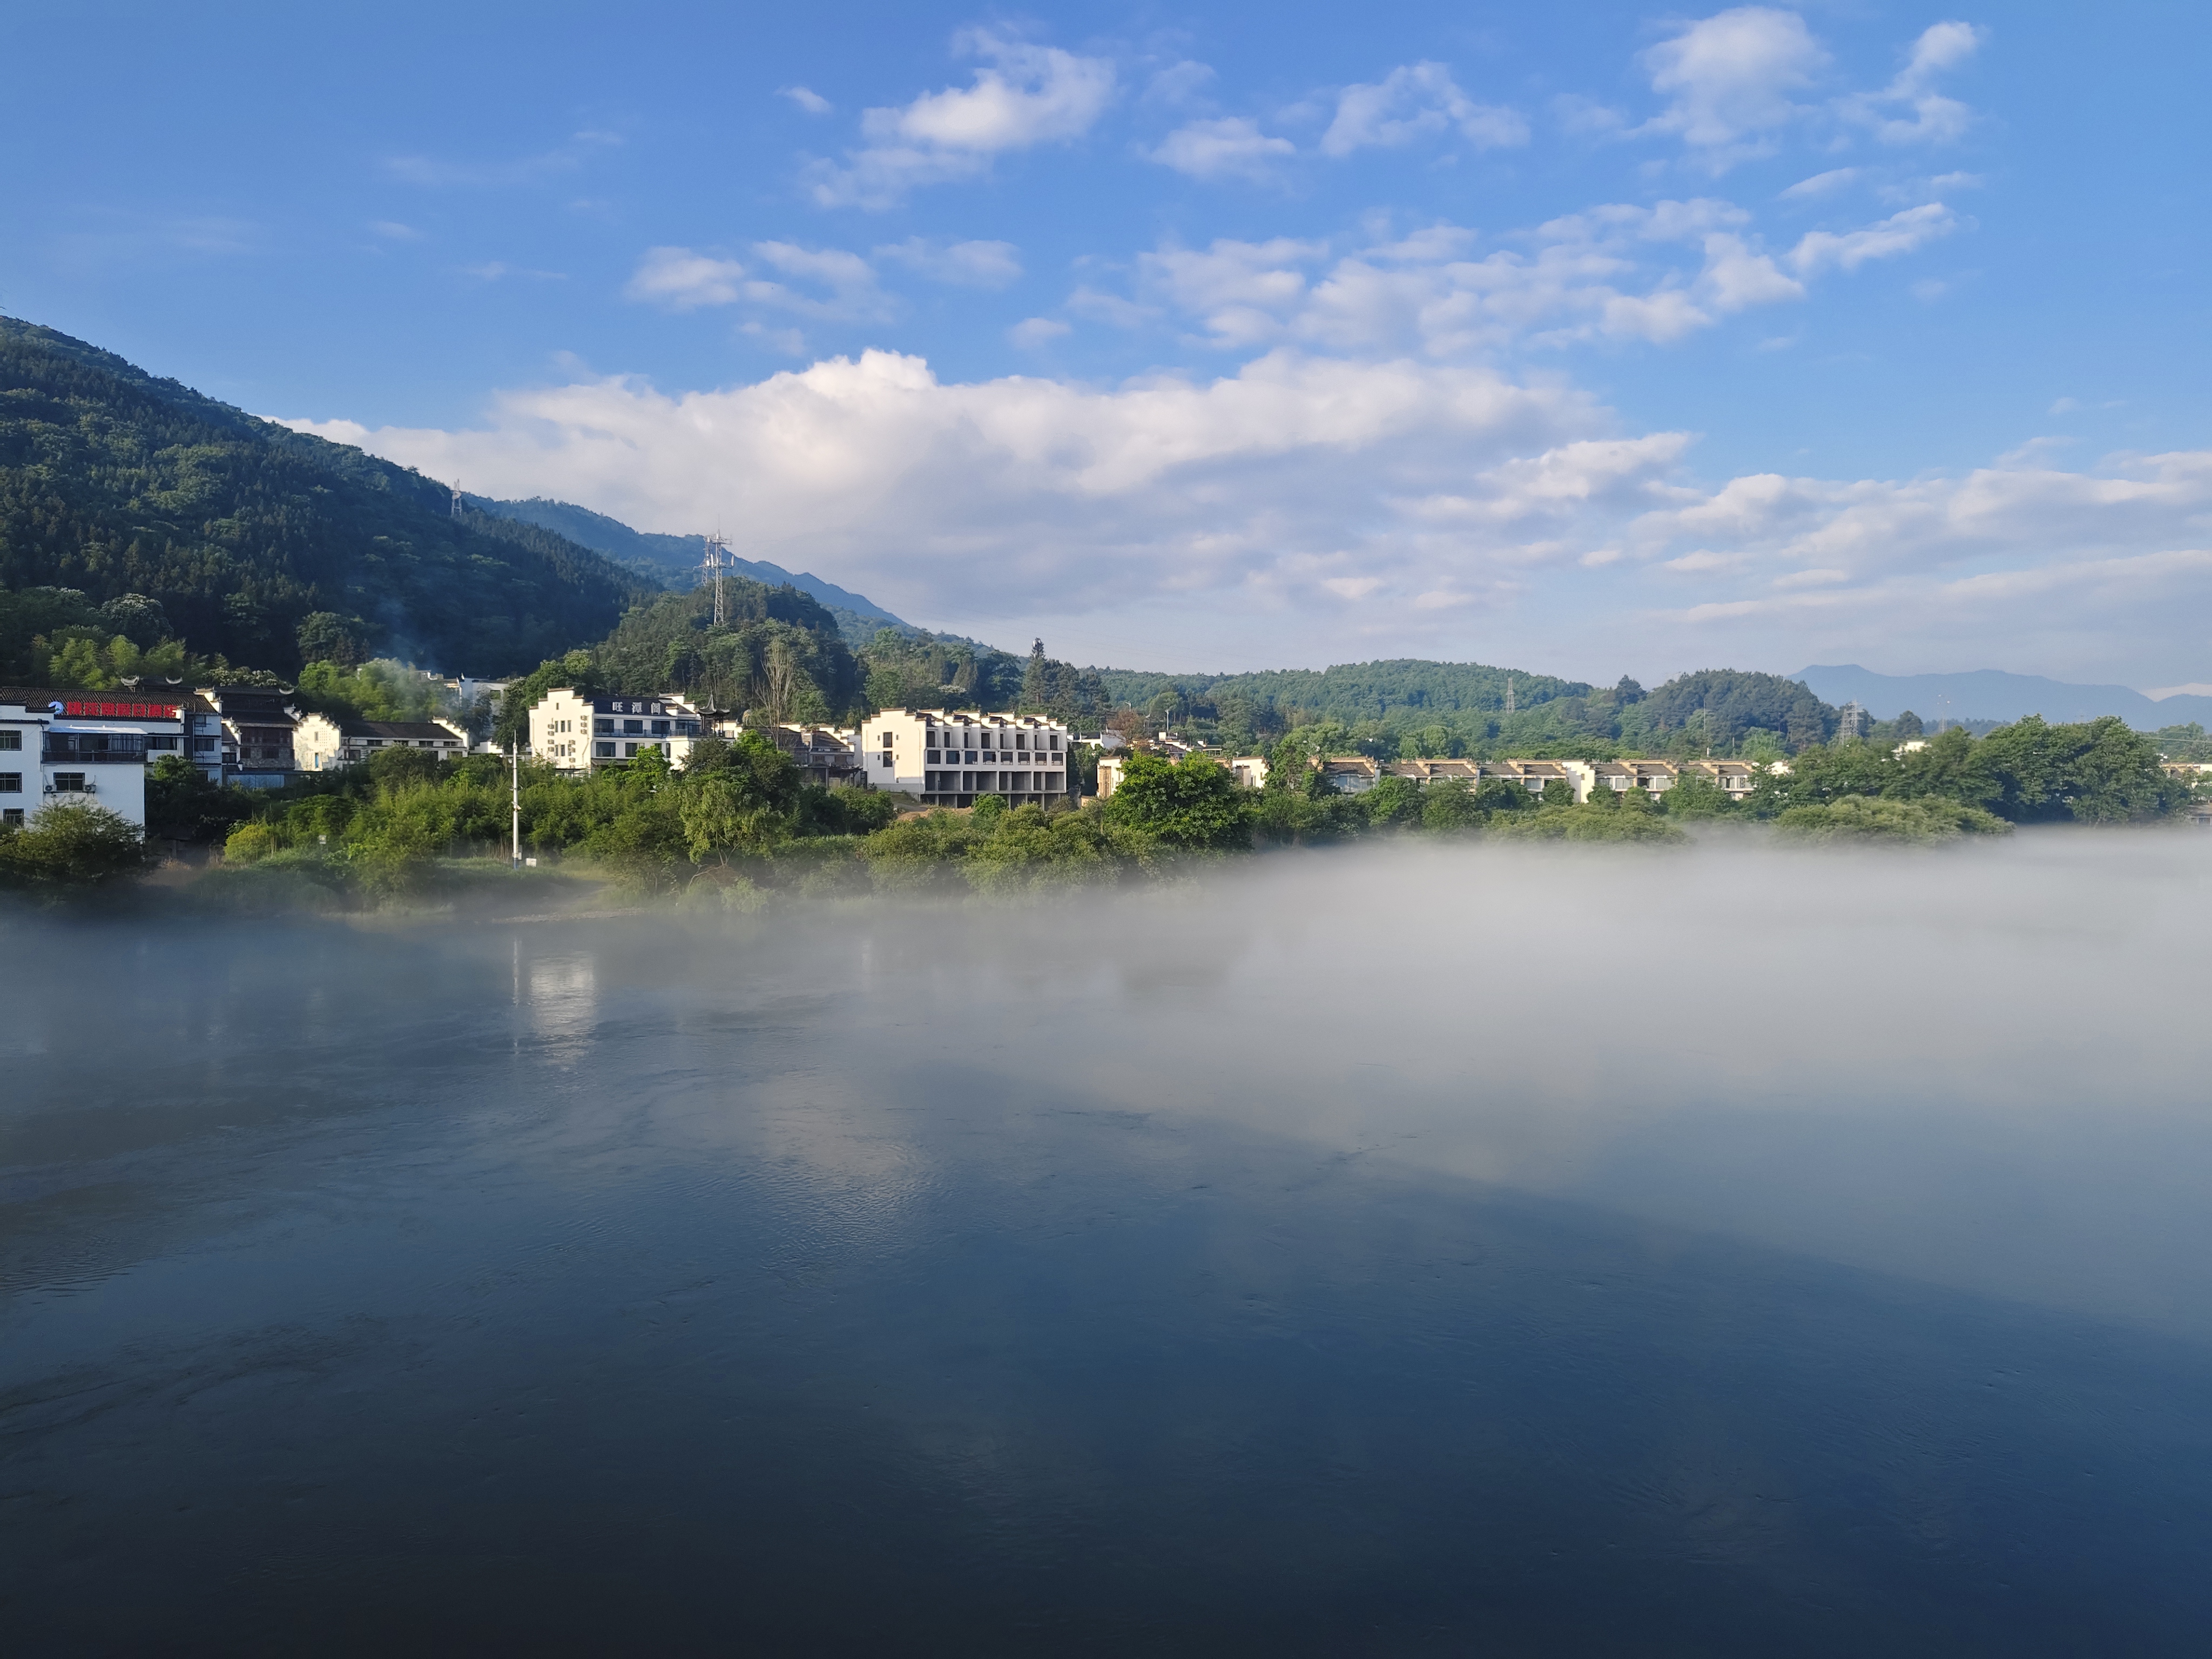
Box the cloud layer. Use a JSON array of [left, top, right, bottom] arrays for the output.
[[281, 350, 2212, 684]]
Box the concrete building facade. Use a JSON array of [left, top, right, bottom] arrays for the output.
[[295, 714, 471, 770], [859, 710, 1071, 807], [0, 690, 191, 830], [529, 690, 705, 773]]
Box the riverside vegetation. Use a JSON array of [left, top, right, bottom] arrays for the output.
[[2, 713, 2193, 908]]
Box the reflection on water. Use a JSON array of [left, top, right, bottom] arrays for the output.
[[4, 834, 2212, 1653]]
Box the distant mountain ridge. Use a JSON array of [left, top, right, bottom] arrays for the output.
[[473, 496, 911, 643], [1792, 665, 2212, 732]]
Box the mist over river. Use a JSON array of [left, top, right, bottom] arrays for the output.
[[6, 833, 2212, 1653]]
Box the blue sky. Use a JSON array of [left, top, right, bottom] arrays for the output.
[[8, 2, 2211, 687]]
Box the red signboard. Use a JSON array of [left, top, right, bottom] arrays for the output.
[[60, 700, 179, 719]]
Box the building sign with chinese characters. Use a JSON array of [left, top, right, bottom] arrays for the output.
[[51, 700, 180, 719]]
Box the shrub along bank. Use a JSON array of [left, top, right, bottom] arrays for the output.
[[3, 713, 2196, 905]]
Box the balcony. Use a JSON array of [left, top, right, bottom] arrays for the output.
[[42, 737, 147, 765]]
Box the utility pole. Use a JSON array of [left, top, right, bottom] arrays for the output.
[[510, 736, 522, 868], [1504, 675, 1515, 717]]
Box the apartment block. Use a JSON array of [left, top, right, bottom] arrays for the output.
[[859, 710, 1072, 807], [530, 689, 705, 773]]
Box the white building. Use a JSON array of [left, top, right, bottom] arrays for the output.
[[197, 685, 299, 787], [858, 709, 1072, 807], [295, 713, 471, 770], [0, 690, 190, 831], [528, 689, 705, 773]]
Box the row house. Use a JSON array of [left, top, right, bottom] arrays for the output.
[[0, 689, 199, 830], [1592, 758, 1680, 796], [295, 714, 471, 771], [1683, 758, 1759, 798], [860, 709, 1073, 807]]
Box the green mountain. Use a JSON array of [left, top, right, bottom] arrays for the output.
[[0, 316, 656, 676], [472, 495, 911, 644]]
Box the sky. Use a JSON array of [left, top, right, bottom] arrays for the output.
[[6, 2, 2210, 688]]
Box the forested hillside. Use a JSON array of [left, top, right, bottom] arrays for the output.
[[0, 318, 653, 675], [475, 495, 909, 643]]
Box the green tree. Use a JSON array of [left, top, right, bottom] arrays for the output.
[[0, 801, 151, 888], [1101, 753, 1250, 850]]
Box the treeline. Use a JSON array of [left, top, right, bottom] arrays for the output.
[[1092, 666, 1859, 758]]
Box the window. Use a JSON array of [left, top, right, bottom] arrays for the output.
[[1016, 733, 1028, 751], [0, 731, 20, 751], [1050, 735, 1061, 752], [192, 737, 217, 754], [652, 720, 670, 736], [595, 718, 613, 734], [595, 741, 616, 758], [624, 719, 644, 735], [0, 772, 18, 793], [53, 772, 86, 792], [624, 742, 639, 758]]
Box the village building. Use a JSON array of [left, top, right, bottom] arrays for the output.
[[197, 685, 299, 787], [0, 689, 192, 830], [859, 709, 1072, 807], [704, 719, 865, 787], [1474, 759, 1591, 803], [528, 689, 706, 773], [294, 714, 471, 771], [1318, 756, 1381, 793], [1386, 758, 1481, 786], [1592, 758, 1680, 795], [1682, 758, 1759, 798], [1094, 751, 1268, 799]]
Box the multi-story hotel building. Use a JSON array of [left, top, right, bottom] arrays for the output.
[[528, 689, 706, 773], [857, 710, 1073, 807], [0, 689, 195, 829], [294, 714, 471, 770]]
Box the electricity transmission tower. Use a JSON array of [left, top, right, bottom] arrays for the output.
[[700, 530, 732, 627]]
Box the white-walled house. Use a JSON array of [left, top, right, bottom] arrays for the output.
[[858, 710, 1072, 807], [529, 689, 705, 772], [295, 714, 471, 770]]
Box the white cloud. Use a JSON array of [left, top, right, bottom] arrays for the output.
[[1148, 117, 1296, 181], [1839, 21, 1985, 145], [623, 242, 893, 321], [370, 220, 424, 241], [1638, 7, 1829, 167], [875, 237, 1022, 288], [276, 346, 2212, 682], [807, 30, 1115, 207], [1094, 200, 1835, 358], [781, 85, 833, 116], [1320, 62, 1529, 157], [624, 246, 748, 310], [1789, 202, 1957, 276], [1009, 317, 1070, 348], [1143, 60, 1216, 106], [1780, 168, 1859, 200]]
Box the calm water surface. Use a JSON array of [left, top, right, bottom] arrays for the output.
[[5, 837, 2211, 1653]]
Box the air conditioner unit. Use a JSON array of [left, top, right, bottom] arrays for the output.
[[83, 780, 97, 793]]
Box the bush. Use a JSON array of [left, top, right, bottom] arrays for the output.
[[223, 822, 285, 865], [0, 801, 152, 888], [1775, 795, 2009, 841]]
